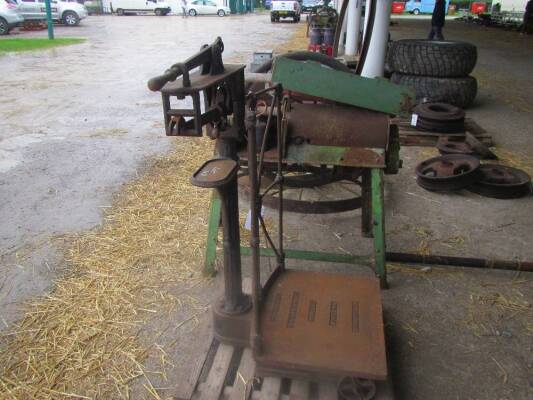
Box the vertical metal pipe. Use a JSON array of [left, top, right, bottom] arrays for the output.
[[276, 88, 285, 270], [218, 178, 246, 312], [44, 0, 54, 40], [345, 0, 362, 56], [361, 0, 392, 78], [361, 169, 373, 238], [246, 107, 262, 354]]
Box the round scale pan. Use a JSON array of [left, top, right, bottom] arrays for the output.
[[415, 154, 481, 192], [467, 164, 532, 199]]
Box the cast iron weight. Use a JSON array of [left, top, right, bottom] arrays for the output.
[[191, 159, 251, 314]]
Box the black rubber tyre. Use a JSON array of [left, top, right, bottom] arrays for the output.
[[155, 8, 163, 15], [389, 39, 477, 77], [0, 17, 9, 35], [188, 8, 197, 16], [391, 73, 478, 109], [217, 9, 225, 16], [116, 8, 124, 15]]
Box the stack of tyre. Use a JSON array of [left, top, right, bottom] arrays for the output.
[[388, 40, 478, 109]]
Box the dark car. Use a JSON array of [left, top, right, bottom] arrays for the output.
[[301, 0, 321, 13]]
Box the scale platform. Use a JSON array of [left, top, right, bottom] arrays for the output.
[[255, 269, 387, 381]]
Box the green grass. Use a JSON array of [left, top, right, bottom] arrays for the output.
[[0, 38, 86, 53]]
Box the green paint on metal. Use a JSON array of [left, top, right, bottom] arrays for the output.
[[285, 143, 385, 168], [204, 194, 221, 276], [44, 0, 54, 40], [286, 144, 348, 165], [272, 57, 415, 117], [371, 168, 387, 288], [240, 246, 372, 266]]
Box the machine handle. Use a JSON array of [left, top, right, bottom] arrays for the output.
[[147, 68, 180, 92]]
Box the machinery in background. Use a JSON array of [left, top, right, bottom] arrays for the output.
[[307, 3, 338, 56]]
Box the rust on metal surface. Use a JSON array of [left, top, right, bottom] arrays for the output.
[[468, 164, 532, 199], [190, 159, 239, 188], [287, 103, 390, 149], [161, 64, 245, 96], [436, 137, 476, 156], [255, 270, 387, 381], [416, 154, 481, 192]]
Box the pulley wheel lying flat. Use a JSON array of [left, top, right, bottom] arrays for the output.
[[436, 137, 476, 156], [413, 102, 465, 133], [467, 164, 532, 199], [416, 154, 481, 192]]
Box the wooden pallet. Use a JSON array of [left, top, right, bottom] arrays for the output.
[[191, 340, 394, 400], [393, 117, 493, 147]]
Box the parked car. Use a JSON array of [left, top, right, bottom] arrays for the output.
[[111, 0, 171, 15], [0, 0, 24, 35], [301, 0, 322, 13], [15, 0, 87, 25], [404, 0, 450, 15], [264, 0, 271, 9], [187, 0, 230, 16], [270, 0, 300, 22]]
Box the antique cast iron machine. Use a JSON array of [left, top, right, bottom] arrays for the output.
[[148, 37, 413, 391]]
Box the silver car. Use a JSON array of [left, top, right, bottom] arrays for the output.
[[0, 0, 24, 35], [16, 0, 88, 26]]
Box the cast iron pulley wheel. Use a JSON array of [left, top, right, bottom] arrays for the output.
[[389, 40, 477, 77], [467, 164, 532, 199], [416, 154, 481, 192], [338, 376, 376, 400], [413, 102, 465, 122], [413, 102, 465, 133], [436, 139, 475, 156]]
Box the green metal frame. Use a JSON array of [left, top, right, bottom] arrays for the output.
[[202, 167, 388, 287], [204, 193, 221, 276], [271, 57, 415, 117]]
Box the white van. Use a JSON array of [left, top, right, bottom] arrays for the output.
[[111, 0, 171, 15]]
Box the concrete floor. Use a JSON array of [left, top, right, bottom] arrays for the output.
[[1, 14, 533, 400]]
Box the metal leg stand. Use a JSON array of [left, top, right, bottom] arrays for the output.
[[204, 194, 222, 276], [371, 168, 387, 289], [361, 169, 373, 238]]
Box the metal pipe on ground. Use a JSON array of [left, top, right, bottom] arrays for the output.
[[386, 252, 533, 273]]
